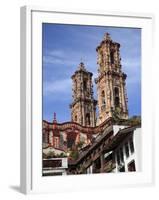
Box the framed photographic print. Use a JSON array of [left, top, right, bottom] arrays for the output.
[[20, 6, 154, 194]]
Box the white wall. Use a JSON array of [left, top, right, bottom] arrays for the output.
[[133, 128, 142, 172], [0, 0, 158, 199], [114, 128, 141, 172], [113, 125, 127, 135]]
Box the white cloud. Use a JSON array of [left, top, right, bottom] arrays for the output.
[[122, 58, 140, 69], [43, 78, 72, 97], [43, 48, 81, 67], [49, 50, 65, 57], [43, 55, 78, 66], [43, 55, 63, 65], [122, 58, 140, 77]]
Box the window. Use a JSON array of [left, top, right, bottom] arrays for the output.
[[129, 136, 134, 154], [110, 51, 114, 64], [101, 90, 106, 110], [128, 160, 136, 172], [74, 80, 77, 91], [114, 87, 120, 107], [125, 142, 129, 158], [101, 90, 106, 105], [115, 97, 120, 107], [83, 80, 87, 90], [116, 152, 120, 165], [67, 132, 77, 149], [86, 113, 90, 125], [75, 115, 77, 122], [119, 166, 125, 172], [114, 87, 119, 97]]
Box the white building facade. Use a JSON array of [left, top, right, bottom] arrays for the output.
[[112, 125, 141, 173]]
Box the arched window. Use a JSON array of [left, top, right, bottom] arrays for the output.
[[86, 113, 90, 126], [115, 97, 120, 107], [114, 87, 120, 107], [110, 51, 114, 64], [114, 87, 119, 97], [101, 90, 106, 111], [83, 80, 87, 90], [101, 90, 106, 105], [67, 132, 77, 149], [75, 80, 77, 90], [75, 115, 77, 122]]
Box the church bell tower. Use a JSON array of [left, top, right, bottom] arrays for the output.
[[70, 62, 97, 127], [95, 33, 128, 125]]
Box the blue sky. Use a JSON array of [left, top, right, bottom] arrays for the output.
[[42, 23, 141, 123]]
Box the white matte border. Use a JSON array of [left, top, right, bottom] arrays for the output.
[[21, 6, 154, 194]]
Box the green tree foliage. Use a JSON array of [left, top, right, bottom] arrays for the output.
[[126, 115, 141, 126], [76, 141, 84, 149], [43, 151, 67, 159], [69, 150, 79, 160]]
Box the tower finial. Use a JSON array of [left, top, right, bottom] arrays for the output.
[[78, 61, 86, 71], [53, 112, 57, 123], [104, 32, 111, 41]]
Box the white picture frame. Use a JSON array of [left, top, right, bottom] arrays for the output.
[[20, 6, 154, 194]]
